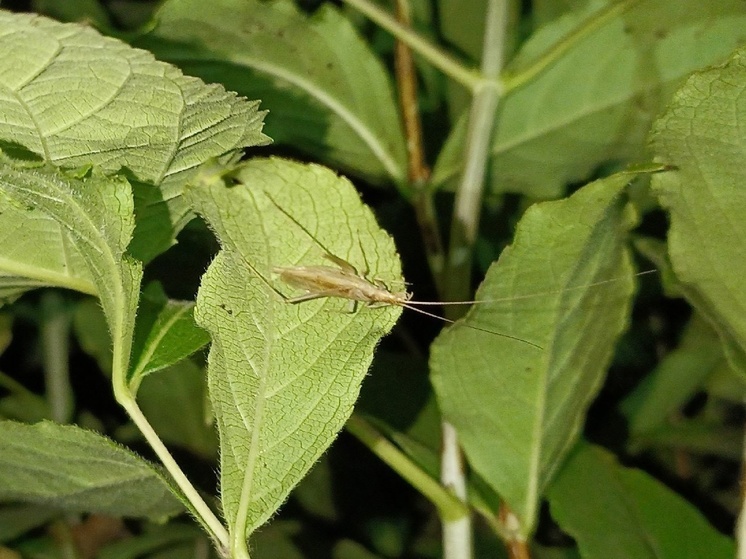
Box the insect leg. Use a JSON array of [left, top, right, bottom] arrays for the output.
[[284, 290, 347, 304], [322, 252, 359, 275]]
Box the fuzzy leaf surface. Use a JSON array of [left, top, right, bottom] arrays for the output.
[[187, 158, 402, 546], [0, 160, 141, 377], [0, 421, 183, 519], [0, 10, 269, 261]]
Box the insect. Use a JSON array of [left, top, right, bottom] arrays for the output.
[[257, 192, 650, 350], [273, 254, 540, 345], [271, 247, 656, 351]]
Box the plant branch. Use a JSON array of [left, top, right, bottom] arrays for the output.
[[441, 1, 509, 558], [346, 414, 469, 521], [341, 0, 480, 90], [116, 389, 231, 556], [392, 0, 445, 290], [40, 291, 74, 424]]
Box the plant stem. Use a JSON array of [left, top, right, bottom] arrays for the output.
[[392, 0, 445, 290], [341, 0, 480, 91], [440, 1, 509, 558], [109, 301, 230, 556], [117, 390, 231, 556], [40, 291, 74, 424], [738, 422, 746, 559], [346, 414, 468, 521]]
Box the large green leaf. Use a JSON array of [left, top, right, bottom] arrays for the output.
[[0, 421, 183, 519], [0, 159, 141, 378], [140, 0, 406, 183], [433, 0, 746, 198], [186, 157, 402, 553], [0, 10, 269, 261], [547, 442, 734, 559], [650, 46, 746, 374], [430, 173, 638, 534]]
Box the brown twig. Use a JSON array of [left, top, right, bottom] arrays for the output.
[[392, 0, 445, 292]]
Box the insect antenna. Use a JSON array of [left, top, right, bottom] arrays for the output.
[[398, 302, 543, 350], [405, 269, 658, 306]]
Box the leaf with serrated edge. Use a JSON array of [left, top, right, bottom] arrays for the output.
[[141, 0, 406, 183], [0, 421, 183, 519], [650, 47, 746, 374], [0, 10, 269, 261], [186, 157, 402, 547], [430, 173, 638, 534], [433, 0, 746, 197]]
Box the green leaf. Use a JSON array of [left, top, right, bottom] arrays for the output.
[[0, 504, 60, 542], [622, 315, 724, 439], [430, 173, 639, 534], [0, 10, 269, 261], [0, 421, 183, 519], [140, 0, 406, 183], [186, 157, 402, 549], [547, 442, 735, 559], [0, 160, 141, 378], [129, 282, 210, 385], [433, 0, 746, 197], [650, 46, 746, 374]]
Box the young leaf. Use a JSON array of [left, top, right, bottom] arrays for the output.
[[129, 282, 210, 387], [0, 421, 183, 519], [650, 46, 746, 374], [186, 157, 402, 551], [433, 0, 746, 198], [547, 442, 735, 559], [0, 10, 269, 261], [430, 173, 639, 535], [140, 0, 406, 183]]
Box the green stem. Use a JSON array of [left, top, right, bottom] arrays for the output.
[[341, 0, 480, 90], [346, 414, 468, 521], [110, 322, 230, 556], [441, 2, 509, 558], [116, 389, 231, 556], [40, 291, 74, 424]]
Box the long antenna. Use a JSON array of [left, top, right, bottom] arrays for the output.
[[398, 302, 543, 350], [407, 269, 657, 306]]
